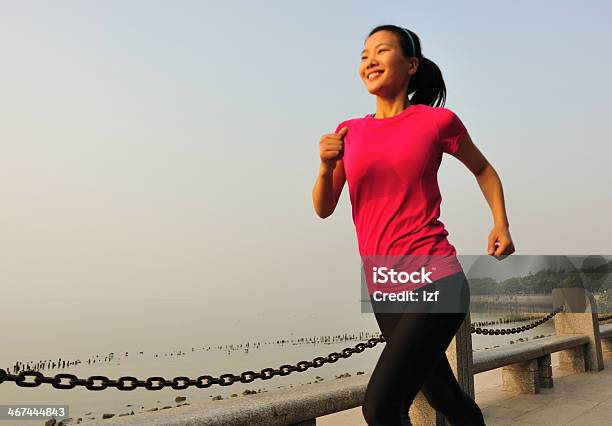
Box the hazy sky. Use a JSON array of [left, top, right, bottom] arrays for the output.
[[1, 1, 611, 325]]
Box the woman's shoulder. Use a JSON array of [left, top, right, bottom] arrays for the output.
[[418, 104, 460, 118], [334, 116, 367, 133], [417, 104, 464, 130]]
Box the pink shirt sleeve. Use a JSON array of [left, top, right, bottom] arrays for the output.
[[334, 121, 348, 134], [434, 108, 468, 154]]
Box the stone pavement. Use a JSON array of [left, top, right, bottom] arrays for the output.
[[478, 357, 612, 425], [319, 357, 612, 425]]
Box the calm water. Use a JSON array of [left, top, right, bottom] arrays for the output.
[[0, 301, 555, 425]]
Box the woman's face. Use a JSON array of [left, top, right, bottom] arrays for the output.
[[359, 30, 419, 98]]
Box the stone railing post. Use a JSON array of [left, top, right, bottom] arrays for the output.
[[408, 312, 474, 426], [500, 353, 553, 394], [602, 336, 612, 359], [552, 287, 604, 372]]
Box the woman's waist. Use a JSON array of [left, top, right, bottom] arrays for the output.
[[358, 229, 456, 256]]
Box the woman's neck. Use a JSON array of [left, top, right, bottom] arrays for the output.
[[373, 97, 412, 119]]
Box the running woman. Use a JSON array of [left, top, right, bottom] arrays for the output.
[[312, 25, 515, 425]]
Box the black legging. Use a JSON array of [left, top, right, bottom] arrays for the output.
[[362, 271, 486, 425]]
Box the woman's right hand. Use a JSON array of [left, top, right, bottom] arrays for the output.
[[319, 127, 348, 172]]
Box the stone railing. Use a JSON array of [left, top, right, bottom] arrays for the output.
[[88, 288, 612, 426]]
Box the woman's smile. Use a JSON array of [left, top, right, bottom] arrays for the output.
[[367, 70, 384, 80]]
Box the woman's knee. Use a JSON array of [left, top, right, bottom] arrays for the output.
[[446, 392, 486, 426], [361, 396, 383, 425], [361, 401, 381, 425], [362, 394, 398, 425]]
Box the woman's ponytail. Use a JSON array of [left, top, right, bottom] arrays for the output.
[[408, 56, 447, 107]]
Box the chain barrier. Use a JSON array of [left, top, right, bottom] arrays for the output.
[[598, 313, 612, 322], [0, 303, 595, 391], [470, 304, 565, 335], [0, 336, 386, 391], [471, 313, 552, 328]]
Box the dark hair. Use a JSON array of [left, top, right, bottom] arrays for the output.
[[366, 25, 447, 107]]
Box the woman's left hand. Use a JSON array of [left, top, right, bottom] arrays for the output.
[[488, 225, 515, 259]]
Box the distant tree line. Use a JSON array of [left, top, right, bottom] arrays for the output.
[[468, 259, 612, 295]]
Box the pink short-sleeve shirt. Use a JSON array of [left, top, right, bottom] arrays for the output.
[[335, 104, 468, 286]]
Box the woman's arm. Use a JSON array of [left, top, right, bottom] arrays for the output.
[[450, 132, 516, 257], [312, 160, 346, 218], [312, 127, 348, 218]]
